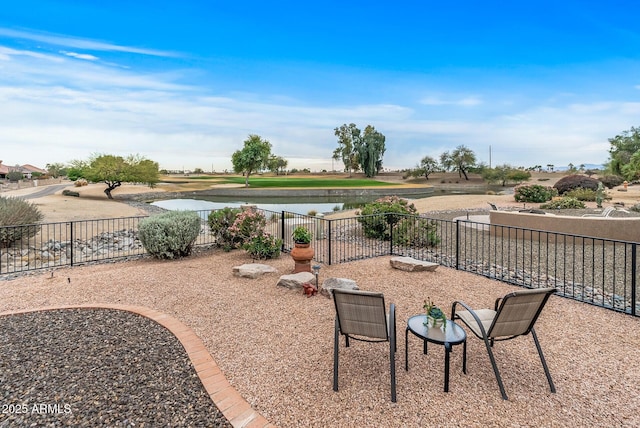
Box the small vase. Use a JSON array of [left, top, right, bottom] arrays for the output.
[[425, 315, 445, 329], [291, 242, 314, 273]]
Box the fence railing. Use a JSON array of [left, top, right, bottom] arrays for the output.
[[1, 208, 638, 316]]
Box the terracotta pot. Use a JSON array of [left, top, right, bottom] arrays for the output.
[[291, 242, 314, 273]]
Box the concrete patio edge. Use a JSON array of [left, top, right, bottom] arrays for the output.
[[0, 304, 275, 428]]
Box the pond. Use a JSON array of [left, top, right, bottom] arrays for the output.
[[150, 189, 489, 215]]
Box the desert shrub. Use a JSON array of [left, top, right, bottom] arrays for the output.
[[0, 196, 43, 248], [630, 203, 640, 213], [62, 189, 80, 197], [565, 188, 596, 202], [553, 174, 599, 195], [243, 231, 282, 260], [138, 210, 201, 259], [540, 197, 586, 209], [514, 184, 557, 203], [74, 179, 88, 187], [208, 207, 242, 251], [486, 190, 496, 195], [307, 210, 318, 217], [6, 171, 23, 182], [229, 209, 267, 244], [357, 196, 418, 240], [393, 218, 440, 247], [599, 175, 624, 189]]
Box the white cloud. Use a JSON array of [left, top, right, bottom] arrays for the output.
[[419, 95, 483, 107], [0, 27, 177, 57], [60, 50, 99, 61]]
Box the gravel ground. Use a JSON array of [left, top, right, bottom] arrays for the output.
[[1, 249, 640, 427], [0, 308, 230, 427]]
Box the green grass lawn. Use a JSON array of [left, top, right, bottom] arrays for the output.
[[186, 176, 397, 188]]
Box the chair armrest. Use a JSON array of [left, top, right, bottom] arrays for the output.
[[452, 300, 490, 338], [389, 303, 396, 340]]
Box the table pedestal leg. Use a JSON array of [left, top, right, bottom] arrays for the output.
[[404, 327, 409, 371], [444, 343, 451, 392]]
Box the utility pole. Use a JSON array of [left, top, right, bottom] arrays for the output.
[[489, 145, 492, 169]]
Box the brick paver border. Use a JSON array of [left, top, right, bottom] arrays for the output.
[[0, 304, 275, 428]]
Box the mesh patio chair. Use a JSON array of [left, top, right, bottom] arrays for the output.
[[451, 287, 557, 400], [332, 288, 397, 402]]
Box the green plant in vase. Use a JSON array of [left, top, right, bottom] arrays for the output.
[[292, 226, 312, 244], [423, 298, 447, 329]]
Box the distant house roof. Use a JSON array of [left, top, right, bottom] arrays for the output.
[[21, 164, 47, 174]]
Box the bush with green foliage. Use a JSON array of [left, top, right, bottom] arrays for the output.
[[564, 188, 596, 202], [540, 197, 586, 209], [228, 209, 267, 244], [553, 174, 599, 195], [62, 189, 80, 197], [243, 232, 282, 260], [0, 196, 43, 248], [6, 170, 23, 182], [208, 207, 242, 251], [393, 218, 440, 247], [138, 210, 201, 259], [599, 175, 624, 189], [356, 196, 417, 240], [514, 184, 557, 203]]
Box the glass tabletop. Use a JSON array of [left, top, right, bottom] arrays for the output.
[[407, 315, 466, 345]]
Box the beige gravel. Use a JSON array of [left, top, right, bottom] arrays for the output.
[[1, 250, 639, 427]]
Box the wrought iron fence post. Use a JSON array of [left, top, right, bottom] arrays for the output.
[[455, 219, 460, 270], [632, 243, 637, 316], [70, 221, 74, 267], [328, 220, 332, 265], [280, 211, 285, 251]]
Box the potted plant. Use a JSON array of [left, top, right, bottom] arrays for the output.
[[291, 226, 314, 273], [423, 298, 447, 329]]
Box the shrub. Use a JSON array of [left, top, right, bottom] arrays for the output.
[[243, 232, 282, 260], [553, 174, 599, 195], [6, 170, 23, 182], [599, 175, 624, 189], [630, 203, 640, 213], [208, 207, 242, 251], [357, 196, 418, 240], [74, 179, 88, 187], [0, 196, 43, 248], [138, 210, 201, 259], [393, 218, 440, 247], [62, 189, 80, 197], [565, 188, 596, 201], [540, 197, 586, 209], [228, 209, 267, 244], [514, 184, 557, 203]]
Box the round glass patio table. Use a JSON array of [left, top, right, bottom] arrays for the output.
[[405, 315, 467, 392]]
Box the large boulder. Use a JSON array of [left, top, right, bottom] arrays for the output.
[[277, 272, 315, 290], [233, 263, 277, 279], [320, 277, 358, 298], [390, 256, 438, 272]]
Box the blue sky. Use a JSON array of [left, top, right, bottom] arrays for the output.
[[1, 1, 639, 172]]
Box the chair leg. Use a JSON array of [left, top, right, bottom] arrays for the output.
[[482, 336, 508, 400], [333, 318, 339, 392], [531, 328, 556, 393]]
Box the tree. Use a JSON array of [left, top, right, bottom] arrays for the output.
[[83, 154, 159, 199], [46, 163, 67, 178], [231, 135, 272, 187], [482, 164, 531, 186], [354, 125, 386, 178], [607, 126, 640, 178], [441, 145, 476, 180], [412, 155, 439, 180], [267, 155, 288, 175], [333, 123, 361, 177]]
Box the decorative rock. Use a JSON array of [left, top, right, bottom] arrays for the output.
[[232, 263, 277, 279], [277, 272, 315, 290], [390, 256, 439, 272], [320, 277, 358, 298]]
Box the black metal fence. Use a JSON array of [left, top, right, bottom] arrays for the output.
[[1, 209, 638, 316]]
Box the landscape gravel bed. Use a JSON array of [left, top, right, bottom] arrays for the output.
[[0, 308, 230, 427], [1, 250, 639, 427]]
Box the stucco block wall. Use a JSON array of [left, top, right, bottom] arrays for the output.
[[489, 211, 640, 243]]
